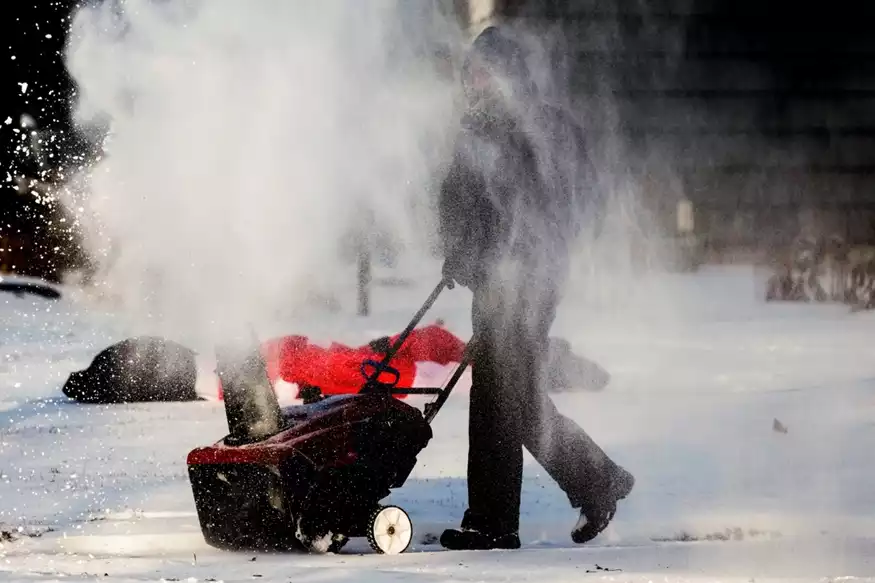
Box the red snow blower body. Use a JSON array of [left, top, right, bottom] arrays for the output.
[[187, 281, 469, 554]]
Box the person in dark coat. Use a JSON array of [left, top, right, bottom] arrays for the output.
[[438, 25, 634, 551]]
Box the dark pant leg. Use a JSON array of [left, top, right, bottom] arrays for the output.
[[465, 280, 527, 534], [465, 263, 622, 531], [522, 390, 620, 510], [517, 286, 621, 511]]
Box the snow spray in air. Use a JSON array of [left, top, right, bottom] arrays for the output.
[[61, 0, 464, 346]]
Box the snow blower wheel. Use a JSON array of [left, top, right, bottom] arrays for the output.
[[367, 505, 412, 555]]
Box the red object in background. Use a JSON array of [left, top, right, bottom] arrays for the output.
[[260, 324, 466, 399]]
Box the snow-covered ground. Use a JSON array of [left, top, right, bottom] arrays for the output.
[[1, 262, 875, 582]]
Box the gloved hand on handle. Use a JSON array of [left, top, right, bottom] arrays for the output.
[[442, 253, 477, 290]]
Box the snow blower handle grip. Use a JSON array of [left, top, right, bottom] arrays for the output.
[[360, 360, 401, 387], [359, 279, 451, 394]]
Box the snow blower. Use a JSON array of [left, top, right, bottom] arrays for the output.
[[186, 280, 471, 555]]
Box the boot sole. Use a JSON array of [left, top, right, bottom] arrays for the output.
[[440, 531, 521, 551]]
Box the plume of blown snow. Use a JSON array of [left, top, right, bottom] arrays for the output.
[[62, 0, 463, 347]]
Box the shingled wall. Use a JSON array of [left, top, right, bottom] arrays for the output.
[[456, 0, 875, 254]]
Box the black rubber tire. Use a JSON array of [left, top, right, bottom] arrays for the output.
[[366, 506, 386, 554]]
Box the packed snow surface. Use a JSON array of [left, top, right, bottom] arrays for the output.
[[0, 262, 874, 582]]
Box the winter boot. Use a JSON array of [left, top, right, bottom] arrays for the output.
[[440, 510, 521, 551], [439, 528, 521, 551], [571, 465, 635, 544]]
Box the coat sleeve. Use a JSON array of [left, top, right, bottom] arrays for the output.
[[437, 139, 485, 261]]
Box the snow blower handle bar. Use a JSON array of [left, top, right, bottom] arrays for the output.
[[422, 339, 474, 424], [359, 279, 451, 394]]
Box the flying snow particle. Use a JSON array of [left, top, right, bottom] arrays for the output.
[[3, 117, 10, 125], [45, 34, 53, 39], [18, 82, 28, 94]]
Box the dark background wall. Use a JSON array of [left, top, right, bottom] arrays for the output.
[[0, 1, 87, 281], [4, 0, 875, 279], [1, 1, 81, 176], [498, 0, 875, 252]]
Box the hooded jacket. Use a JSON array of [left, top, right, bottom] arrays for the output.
[[438, 27, 599, 288]]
